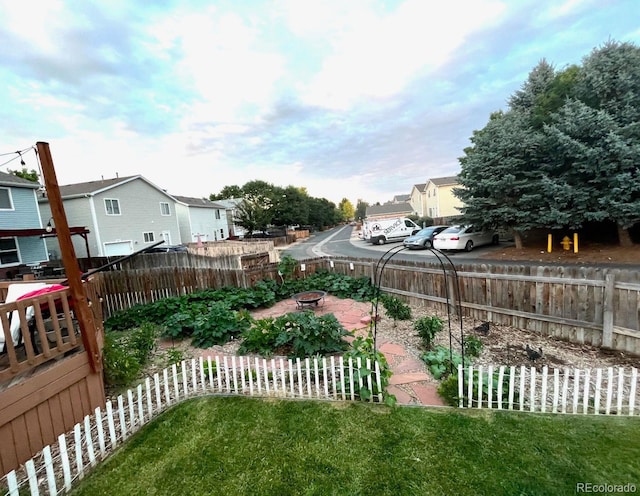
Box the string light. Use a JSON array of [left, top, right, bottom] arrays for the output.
[[0, 145, 37, 170]]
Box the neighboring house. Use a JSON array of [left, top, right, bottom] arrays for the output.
[[0, 171, 48, 271], [173, 195, 229, 242], [214, 198, 247, 238], [391, 193, 410, 204], [409, 183, 427, 217], [424, 175, 463, 220], [365, 202, 415, 221], [39, 175, 182, 257]]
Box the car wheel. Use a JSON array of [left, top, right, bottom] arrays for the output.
[[465, 240, 474, 252], [377, 236, 386, 245], [492, 234, 499, 245], [424, 240, 432, 249]]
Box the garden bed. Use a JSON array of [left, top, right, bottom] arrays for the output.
[[150, 301, 638, 382]]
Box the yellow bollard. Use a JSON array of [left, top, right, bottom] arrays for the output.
[[547, 234, 552, 253], [573, 233, 578, 253]]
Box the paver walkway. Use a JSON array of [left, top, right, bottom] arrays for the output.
[[249, 295, 446, 407]]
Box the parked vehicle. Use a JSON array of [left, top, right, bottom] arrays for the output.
[[367, 217, 420, 245], [402, 225, 449, 249], [432, 225, 499, 252]]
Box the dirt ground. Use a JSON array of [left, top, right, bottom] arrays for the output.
[[378, 305, 639, 371], [480, 243, 640, 265]]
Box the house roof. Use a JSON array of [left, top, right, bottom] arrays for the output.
[[39, 175, 177, 201], [0, 171, 40, 189], [392, 194, 411, 202], [173, 195, 225, 209], [429, 175, 459, 186], [412, 183, 427, 193], [365, 202, 414, 217]]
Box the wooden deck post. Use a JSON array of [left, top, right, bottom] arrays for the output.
[[36, 142, 103, 373]]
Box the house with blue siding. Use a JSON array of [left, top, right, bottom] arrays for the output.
[[38, 175, 182, 257], [0, 171, 48, 272], [173, 196, 229, 242]]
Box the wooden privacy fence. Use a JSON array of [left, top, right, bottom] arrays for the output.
[[323, 257, 640, 355], [88, 257, 640, 354], [457, 365, 639, 415], [1, 355, 386, 496]]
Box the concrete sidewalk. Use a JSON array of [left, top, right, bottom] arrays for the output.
[[250, 294, 446, 407]]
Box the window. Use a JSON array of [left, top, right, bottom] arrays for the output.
[[215, 209, 221, 220], [143, 232, 155, 243], [0, 237, 19, 265], [160, 202, 171, 216], [0, 188, 13, 210], [105, 198, 121, 215], [220, 229, 224, 238]]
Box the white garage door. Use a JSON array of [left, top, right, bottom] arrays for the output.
[[104, 241, 133, 256]]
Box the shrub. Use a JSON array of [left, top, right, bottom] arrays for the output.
[[103, 323, 160, 387], [414, 315, 443, 349]]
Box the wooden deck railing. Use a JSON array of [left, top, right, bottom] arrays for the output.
[[0, 286, 82, 384]]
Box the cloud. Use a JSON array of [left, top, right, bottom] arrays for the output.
[[1, 0, 639, 208]]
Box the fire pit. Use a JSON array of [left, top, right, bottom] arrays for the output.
[[292, 290, 326, 310]]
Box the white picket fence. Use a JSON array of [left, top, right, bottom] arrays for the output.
[[2, 354, 385, 496], [458, 365, 639, 415]]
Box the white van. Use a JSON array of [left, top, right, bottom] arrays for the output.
[[367, 217, 420, 245]]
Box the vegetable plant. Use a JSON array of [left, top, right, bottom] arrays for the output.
[[379, 294, 412, 325], [414, 315, 443, 349]]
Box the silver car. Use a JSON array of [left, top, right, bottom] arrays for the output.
[[402, 225, 449, 249]]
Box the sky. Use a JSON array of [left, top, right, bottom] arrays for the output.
[[0, 0, 638, 207]]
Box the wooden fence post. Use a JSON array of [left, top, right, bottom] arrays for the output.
[[602, 272, 615, 348]]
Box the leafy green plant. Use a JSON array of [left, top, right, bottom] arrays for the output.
[[463, 335, 483, 358], [105, 282, 279, 332], [342, 333, 396, 406], [103, 323, 160, 387], [191, 303, 253, 348], [103, 333, 142, 387], [421, 346, 464, 380], [128, 322, 158, 362], [379, 294, 412, 325], [414, 315, 443, 349], [238, 317, 280, 356], [278, 254, 298, 281], [437, 374, 461, 406], [163, 312, 196, 339], [239, 311, 351, 358], [165, 347, 185, 367]]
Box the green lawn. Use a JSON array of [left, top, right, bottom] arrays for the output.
[[71, 397, 640, 496]]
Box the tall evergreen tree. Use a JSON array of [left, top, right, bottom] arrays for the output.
[[565, 40, 640, 245], [456, 111, 548, 248]]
